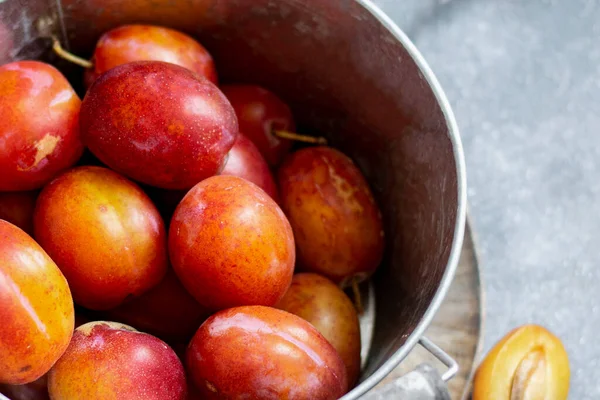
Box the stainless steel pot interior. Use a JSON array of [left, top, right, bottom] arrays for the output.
[[0, 0, 467, 398]]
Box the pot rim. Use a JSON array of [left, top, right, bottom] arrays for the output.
[[340, 1, 467, 399]]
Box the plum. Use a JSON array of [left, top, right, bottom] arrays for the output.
[[80, 61, 238, 190], [221, 132, 279, 202], [278, 146, 385, 285], [169, 175, 294, 311], [0, 312, 91, 399], [0, 220, 74, 385], [186, 306, 347, 399], [0, 191, 38, 235], [220, 84, 295, 166], [33, 166, 168, 310], [84, 24, 217, 88], [103, 269, 209, 343], [473, 324, 570, 400], [277, 273, 362, 386], [0, 61, 83, 191], [48, 321, 186, 400]]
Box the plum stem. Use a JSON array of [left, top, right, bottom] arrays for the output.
[[273, 130, 328, 145], [351, 277, 364, 315], [52, 37, 93, 69]]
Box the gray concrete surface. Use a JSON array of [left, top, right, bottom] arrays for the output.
[[373, 0, 599, 397]]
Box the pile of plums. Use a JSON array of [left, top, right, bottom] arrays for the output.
[[0, 24, 384, 400]]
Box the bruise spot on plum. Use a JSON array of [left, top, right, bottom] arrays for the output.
[[205, 380, 218, 393], [77, 321, 138, 336], [17, 134, 61, 171], [323, 158, 364, 213], [19, 365, 31, 372]]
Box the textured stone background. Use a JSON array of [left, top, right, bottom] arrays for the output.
[[373, 0, 599, 397]]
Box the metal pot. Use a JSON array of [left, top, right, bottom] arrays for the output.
[[0, 0, 467, 398]]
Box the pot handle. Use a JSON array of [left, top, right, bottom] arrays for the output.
[[361, 337, 458, 400]]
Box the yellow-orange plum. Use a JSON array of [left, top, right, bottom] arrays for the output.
[[0, 220, 74, 385], [33, 166, 168, 310], [169, 175, 294, 311], [473, 324, 570, 400]]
